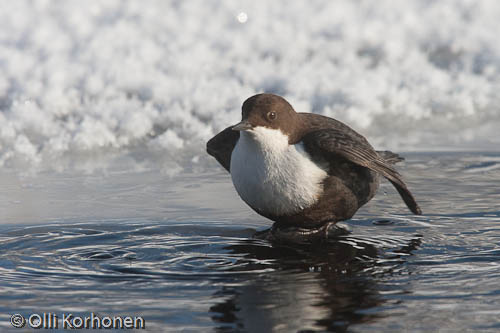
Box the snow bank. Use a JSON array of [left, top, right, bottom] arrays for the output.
[[1, 0, 499, 170]]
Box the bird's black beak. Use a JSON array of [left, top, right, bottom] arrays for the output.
[[232, 120, 253, 131]]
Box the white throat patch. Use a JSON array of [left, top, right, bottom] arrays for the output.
[[230, 126, 327, 216]]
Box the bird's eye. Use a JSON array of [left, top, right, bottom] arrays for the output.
[[267, 111, 277, 121]]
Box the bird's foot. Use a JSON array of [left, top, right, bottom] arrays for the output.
[[253, 222, 350, 245]]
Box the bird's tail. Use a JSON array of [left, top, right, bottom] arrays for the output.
[[372, 153, 422, 215]]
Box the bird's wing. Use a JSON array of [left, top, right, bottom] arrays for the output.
[[301, 129, 422, 215], [206, 126, 240, 172]]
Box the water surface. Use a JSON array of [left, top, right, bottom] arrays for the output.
[[1, 152, 500, 332]]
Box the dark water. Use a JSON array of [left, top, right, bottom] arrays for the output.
[[1, 152, 500, 332]]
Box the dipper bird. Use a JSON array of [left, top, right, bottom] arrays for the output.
[[207, 94, 421, 241]]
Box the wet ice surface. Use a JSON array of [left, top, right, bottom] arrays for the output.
[[1, 152, 500, 332]]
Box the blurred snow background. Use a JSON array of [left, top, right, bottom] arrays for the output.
[[0, 0, 499, 172]]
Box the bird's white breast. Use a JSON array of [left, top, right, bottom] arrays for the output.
[[230, 126, 327, 216]]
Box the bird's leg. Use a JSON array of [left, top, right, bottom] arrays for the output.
[[253, 221, 350, 244], [324, 221, 352, 238]]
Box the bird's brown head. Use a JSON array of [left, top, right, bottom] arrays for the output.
[[232, 94, 300, 142]]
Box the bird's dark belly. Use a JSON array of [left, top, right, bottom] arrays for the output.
[[267, 160, 380, 228]]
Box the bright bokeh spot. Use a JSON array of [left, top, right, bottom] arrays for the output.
[[237, 12, 248, 23]]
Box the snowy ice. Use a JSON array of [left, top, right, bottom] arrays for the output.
[[0, 0, 499, 171]]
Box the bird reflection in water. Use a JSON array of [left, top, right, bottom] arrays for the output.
[[209, 229, 422, 332]]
